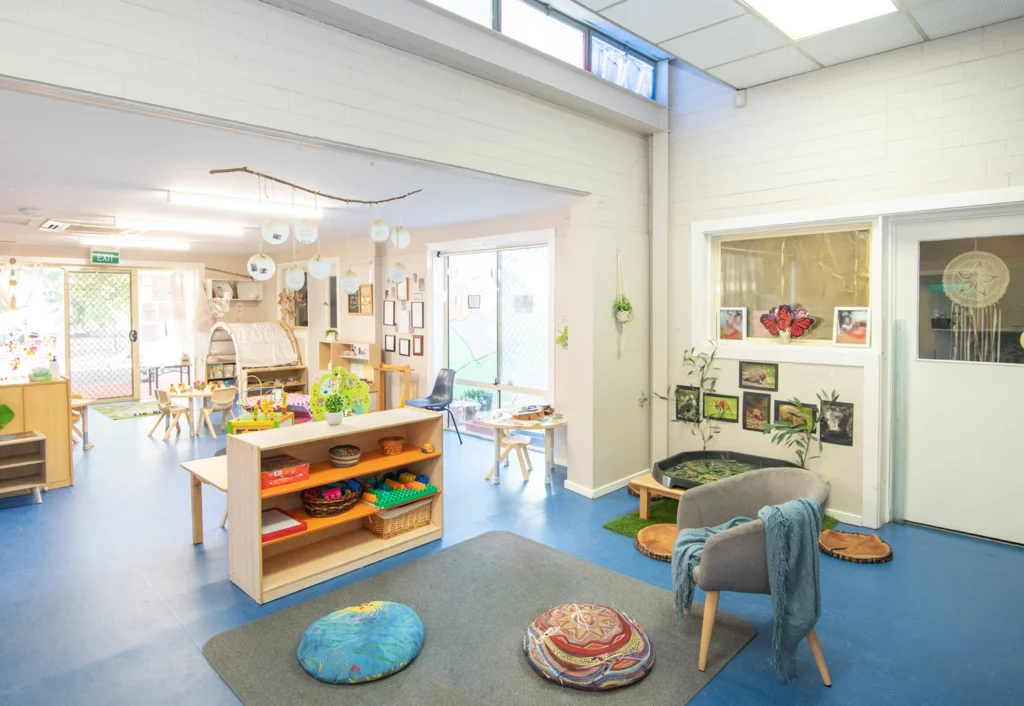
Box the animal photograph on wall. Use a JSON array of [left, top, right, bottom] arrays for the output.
[[820, 400, 855, 445], [739, 361, 779, 391], [742, 392, 771, 432], [675, 385, 701, 422], [774, 399, 817, 430], [703, 393, 739, 423]]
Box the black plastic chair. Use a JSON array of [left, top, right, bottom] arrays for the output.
[[405, 368, 462, 444]]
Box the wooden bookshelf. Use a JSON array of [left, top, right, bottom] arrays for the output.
[[227, 407, 443, 603], [0, 431, 47, 504]]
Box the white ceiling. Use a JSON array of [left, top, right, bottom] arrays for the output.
[[0, 89, 579, 254], [576, 0, 1024, 89]]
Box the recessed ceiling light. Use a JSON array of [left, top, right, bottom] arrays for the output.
[[80, 236, 190, 252], [115, 217, 245, 236], [168, 192, 324, 220], [743, 0, 897, 40]]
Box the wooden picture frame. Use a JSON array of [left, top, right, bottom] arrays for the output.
[[742, 391, 771, 432], [356, 284, 373, 316], [411, 301, 425, 329], [384, 334, 396, 352], [703, 393, 739, 423], [739, 361, 779, 391], [383, 300, 396, 327], [398, 337, 411, 357], [397, 278, 409, 301], [412, 334, 424, 356]]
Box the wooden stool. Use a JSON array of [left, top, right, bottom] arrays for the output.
[[485, 433, 533, 482], [630, 473, 685, 519]]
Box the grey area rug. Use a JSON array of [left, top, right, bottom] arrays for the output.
[[203, 531, 756, 705]]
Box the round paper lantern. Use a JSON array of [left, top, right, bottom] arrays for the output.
[[391, 226, 411, 249], [294, 219, 319, 245], [340, 269, 360, 295], [388, 262, 407, 284], [369, 219, 390, 243], [308, 254, 332, 280], [247, 253, 276, 281], [285, 267, 305, 291], [261, 218, 290, 245]]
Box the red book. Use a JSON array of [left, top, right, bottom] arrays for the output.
[[260, 454, 310, 489], [261, 508, 307, 543]]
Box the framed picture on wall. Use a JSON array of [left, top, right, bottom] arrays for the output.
[[347, 291, 360, 315], [398, 337, 411, 357], [739, 361, 779, 391], [396, 310, 411, 334], [774, 399, 817, 430], [411, 301, 425, 329], [397, 278, 409, 301], [718, 307, 747, 341], [833, 307, 870, 347], [742, 392, 771, 432], [674, 385, 700, 423], [703, 393, 739, 423], [384, 334, 396, 352], [820, 400, 854, 446], [413, 335, 424, 356], [356, 284, 373, 316], [383, 300, 396, 327]]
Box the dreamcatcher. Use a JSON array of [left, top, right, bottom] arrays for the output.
[[942, 250, 1009, 362]]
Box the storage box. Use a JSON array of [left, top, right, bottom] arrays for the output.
[[260, 454, 309, 489], [362, 497, 433, 540], [261, 508, 307, 543]]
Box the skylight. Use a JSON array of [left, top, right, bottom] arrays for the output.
[[744, 0, 898, 40]]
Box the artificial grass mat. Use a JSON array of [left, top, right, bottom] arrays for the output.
[[603, 497, 839, 539]]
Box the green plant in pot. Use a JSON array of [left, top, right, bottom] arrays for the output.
[[324, 393, 347, 426], [0, 404, 14, 432], [324, 328, 339, 342], [613, 295, 633, 324]]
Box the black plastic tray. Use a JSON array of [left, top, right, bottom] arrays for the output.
[[651, 450, 797, 490]]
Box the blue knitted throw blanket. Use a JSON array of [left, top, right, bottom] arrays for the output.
[[671, 498, 822, 683]]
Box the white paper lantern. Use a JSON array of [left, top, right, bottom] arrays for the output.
[[388, 262, 407, 284], [294, 219, 318, 244], [261, 218, 290, 245], [308, 254, 332, 280], [391, 226, 411, 249], [247, 253, 276, 281], [369, 218, 390, 243], [340, 269, 360, 295], [285, 267, 305, 291]]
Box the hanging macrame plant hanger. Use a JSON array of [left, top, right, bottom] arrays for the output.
[[615, 251, 633, 325]]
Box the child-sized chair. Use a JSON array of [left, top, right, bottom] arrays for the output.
[[149, 389, 192, 441], [200, 386, 238, 439], [484, 432, 533, 482]]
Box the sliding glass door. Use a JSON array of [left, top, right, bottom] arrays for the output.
[[446, 246, 549, 413]]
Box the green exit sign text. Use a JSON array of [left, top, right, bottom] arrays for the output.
[[90, 248, 119, 265]]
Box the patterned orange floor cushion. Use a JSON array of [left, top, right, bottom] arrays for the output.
[[523, 603, 654, 691]]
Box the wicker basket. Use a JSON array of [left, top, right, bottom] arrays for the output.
[[328, 444, 361, 468], [363, 498, 433, 539], [302, 488, 360, 518], [378, 436, 405, 456]]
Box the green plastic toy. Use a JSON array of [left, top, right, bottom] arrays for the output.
[[309, 367, 371, 421]]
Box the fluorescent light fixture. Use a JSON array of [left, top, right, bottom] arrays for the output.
[[743, 0, 897, 40], [168, 191, 324, 219], [80, 236, 190, 252], [115, 217, 245, 236]]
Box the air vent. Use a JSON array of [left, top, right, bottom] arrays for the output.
[[39, 219, 135, 236]]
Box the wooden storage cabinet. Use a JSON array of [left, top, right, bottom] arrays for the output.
[[0, 378, 73, 492], [0, 432, 47, 503], [227, 408, 443, 604]]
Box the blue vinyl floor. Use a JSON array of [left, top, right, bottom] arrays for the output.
[[0, 411, 1021, 705]]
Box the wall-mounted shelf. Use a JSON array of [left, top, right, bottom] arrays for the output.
[[206, 278, 263, 302]]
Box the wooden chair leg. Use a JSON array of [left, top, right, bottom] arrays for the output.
[[516, 446, 529, 481], [698, 591, 720, 672], [806, 628, 832, 687], [219, 506, 229, 529], [203, 410, 217, 439], [524, 447, 533, 471], [486, 446, 514, 480], [148, 411, 167, 437], [162, 414, 177, 440]]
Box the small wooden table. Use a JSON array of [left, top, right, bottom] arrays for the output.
[[477, 413, 568, 485], [71, 398, 97, 450], [166, 388, 213, 436], [631, 473, 685, 520], [180, 455, 228, 544]]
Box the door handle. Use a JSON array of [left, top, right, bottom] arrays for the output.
[[129, 330, 138, 342]]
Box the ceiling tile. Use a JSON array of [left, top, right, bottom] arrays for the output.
[[797, 12, 923, 66], [903, 0, 1024, 39], [602, 0, 746, 44], [660, 14, 788, 69], [705, 46, 819, 88]]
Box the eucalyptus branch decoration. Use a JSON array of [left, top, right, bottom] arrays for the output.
[[683, 344, 721, 451], [210, 167, 422, 206], [764, 389, 839, 469]]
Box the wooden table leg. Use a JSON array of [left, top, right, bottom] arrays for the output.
[[82, 405, 94, 450], [191, 474, 204, 544], [639, 487, 651, 519], [492, 429, 502, 485], [544, 428, 554, 485]]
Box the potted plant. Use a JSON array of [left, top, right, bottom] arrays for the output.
[[324, 328, 339, 342], [613, 295, 633, 324], [324, 393, 346, 426]]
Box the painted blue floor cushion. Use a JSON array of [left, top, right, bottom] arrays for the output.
[[297, 601, 424, 684], [523, 602, 654, 691]]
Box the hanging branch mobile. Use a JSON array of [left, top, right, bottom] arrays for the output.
[[209, 167, 422, 206]]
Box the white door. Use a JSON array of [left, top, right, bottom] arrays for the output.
[[894, 211, 1024, 544]]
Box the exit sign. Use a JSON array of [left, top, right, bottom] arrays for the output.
[[90, 248, 119, 265]]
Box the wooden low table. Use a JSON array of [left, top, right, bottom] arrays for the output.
[[180, 456, 228, 544], [630, 472, 685, 520]]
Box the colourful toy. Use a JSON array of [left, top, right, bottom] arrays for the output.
[[227, 411, 295, 435], [361, 473, 438, 509], [309, 366, 371, 421], [421, 443, 434, 454]]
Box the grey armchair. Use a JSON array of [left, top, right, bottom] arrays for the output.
[[677, 467, 833, 685]]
